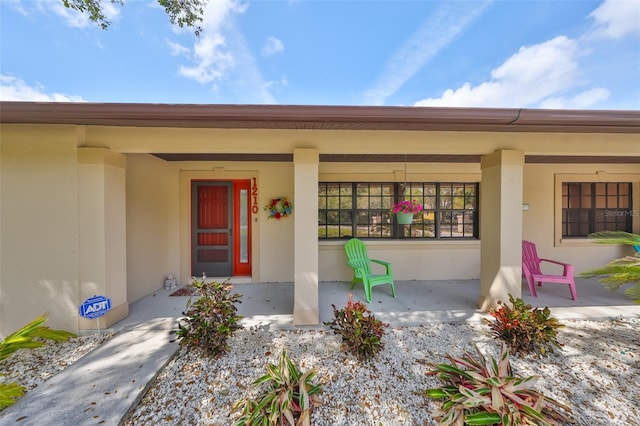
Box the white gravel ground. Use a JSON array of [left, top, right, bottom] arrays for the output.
[[2, 318, 638, 425], [0, 332, 112, 393], [126, 317, 638, 426]]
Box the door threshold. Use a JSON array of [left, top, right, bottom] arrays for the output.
[[193, 276, 252, 284]]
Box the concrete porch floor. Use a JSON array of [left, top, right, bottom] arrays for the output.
[[115, 278, 640, 333]]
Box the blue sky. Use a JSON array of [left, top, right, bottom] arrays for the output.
[[1, 0, 639, 109]]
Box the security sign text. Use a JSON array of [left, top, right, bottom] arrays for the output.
[[80, 295, 112, 319]]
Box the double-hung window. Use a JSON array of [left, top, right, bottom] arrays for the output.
[[562, 182, 633, 237], [318, 182, 478, 239]]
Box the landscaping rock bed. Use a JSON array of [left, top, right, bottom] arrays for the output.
[[123, 317, 639, 425], [2, 317, 637, 425]]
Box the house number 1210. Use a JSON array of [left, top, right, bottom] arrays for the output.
[[251, 178, 259, 214]]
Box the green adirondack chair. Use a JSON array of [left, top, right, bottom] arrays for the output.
[[344, 238, 395, 303]]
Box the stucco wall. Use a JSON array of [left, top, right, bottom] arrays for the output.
[[318, 161, 483, 281], [78, 148, 128, 329], [87, 127, 639, 157], [125, 154, 179, 302], [175, 162, 295, 284], [1, 122, 638, 335], [523, 163, 640, 274], [0, 125, 80, 336]]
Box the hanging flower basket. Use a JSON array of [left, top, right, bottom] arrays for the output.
[[391, 199, 423, 225], [396, 212, 415, 225], [264, 197, 293, 219]]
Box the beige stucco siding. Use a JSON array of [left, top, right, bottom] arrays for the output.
[[85, 127, 639, 156], [0, 125, 81, 334], [318, 161, 483, 281], [125, 154, 180, 302], [125, 156, 484, 286], [1, 120, 638, 335], [175, 162, 294, 284], [523, 163, 640, 274], [77, 148, 128, 330]]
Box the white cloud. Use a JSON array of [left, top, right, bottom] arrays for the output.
[[414, 0, 638, 109], [588, 0, 640, 39], [5, 0, 28, 16], [262, 36, 284, 57], [175, 0, 245, 84], [48, 0, 121, 29], [7, 0, 121, 29], [172, 0, 275, 103], [0, 75, 85, 102], [539, 88, 610, 109], [167, 40, 190, 57], [362, 1, 493, 106], [178, 32, 232, 84], [415, 36, 582, 108]]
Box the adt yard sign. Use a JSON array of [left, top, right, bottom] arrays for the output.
[[79, 295, 112, 319]]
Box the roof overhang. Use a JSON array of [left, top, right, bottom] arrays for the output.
[[1, 102, 639, 133]]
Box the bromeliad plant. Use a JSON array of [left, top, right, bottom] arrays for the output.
[[175, 277, 243, 357], [0, 314, 76, 410], [485, 295, 564, 357], [324, 293, 388, 362], [233, 350, 321, 426], [425, 343, 573, 426]]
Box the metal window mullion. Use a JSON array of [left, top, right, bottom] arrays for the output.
[[627, 184, 634, 231], [474, 183, 479, 238], [351, 182, 358, 238], [434, 183, 441, 238], [589, 183, 596, 234]]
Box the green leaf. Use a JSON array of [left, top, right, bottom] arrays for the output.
[[586, 231, 640, 246], [0, 381, 26, 410], [425, 388, 450, 399], [464, 412, 502, 425], [0, 314, 76, 363], [519, 403, 550, 424]]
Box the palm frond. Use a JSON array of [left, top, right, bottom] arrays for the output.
[[580, 233, 640, 304], [587, 231, 640, 246]]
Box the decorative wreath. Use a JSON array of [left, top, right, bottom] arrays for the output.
[[264, 197, 293, 219]]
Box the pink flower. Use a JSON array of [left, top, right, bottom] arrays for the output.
[[391, 199, 423, 214]]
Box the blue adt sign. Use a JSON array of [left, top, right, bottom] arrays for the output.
[[79, 295, 112, 319]]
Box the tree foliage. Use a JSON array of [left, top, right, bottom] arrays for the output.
[[61, 0, 206, 36]]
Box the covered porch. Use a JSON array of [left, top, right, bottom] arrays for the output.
[[117, 277, 640, 333]]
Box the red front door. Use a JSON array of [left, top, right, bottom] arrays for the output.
[[191, 180, 251, 277]]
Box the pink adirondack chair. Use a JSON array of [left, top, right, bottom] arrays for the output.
[[522, 240, 577, 300]]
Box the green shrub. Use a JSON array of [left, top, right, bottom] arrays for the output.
[[0, 314, 76, 410], [425, 343, 573, 426], [485, 295, 564, 357], [324, 293, 388, 362], [175, 277, 242, 357], [233, 350, 321, 426]]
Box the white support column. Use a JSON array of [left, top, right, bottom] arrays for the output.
[[293, 148, 319, 325], [479, 150, 524, 311]]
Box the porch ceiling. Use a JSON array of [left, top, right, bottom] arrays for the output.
[[1, 101, 639, 134]]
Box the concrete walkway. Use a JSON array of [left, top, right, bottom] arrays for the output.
[[1, 279, 638, 425]]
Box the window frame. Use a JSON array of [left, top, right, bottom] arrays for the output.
[[555, 173, 640, 246], [562, 182, 633, 237], [318, 181, 479, 240]]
